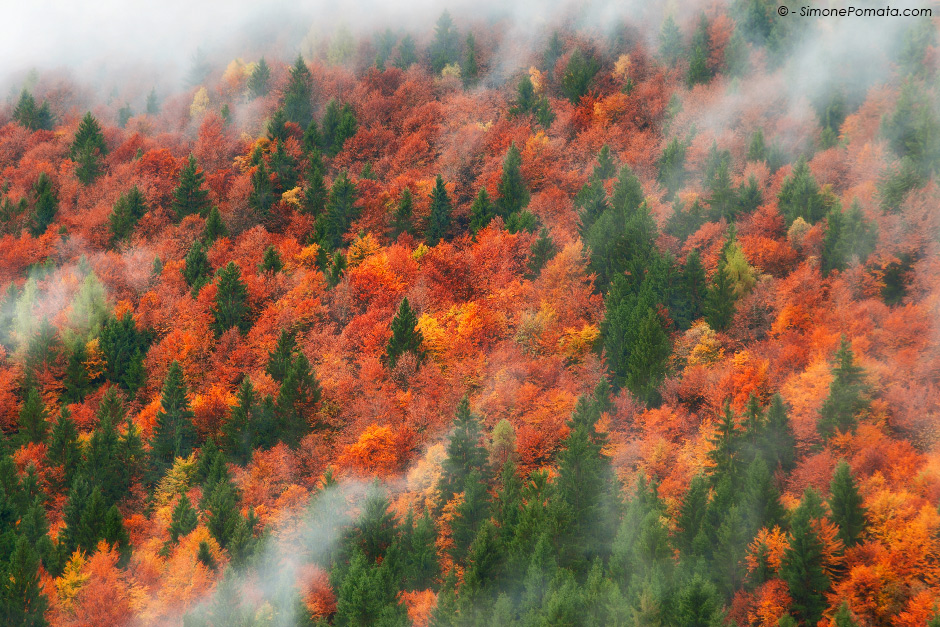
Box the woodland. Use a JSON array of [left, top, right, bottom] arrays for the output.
[[0, 3, 939, 626]]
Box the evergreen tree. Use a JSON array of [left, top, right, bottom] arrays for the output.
[[45, 408, 80, 493], [822, 200, 877, 275], [182, 240, 211, 294], [818, 337, 869, 440], [462, 33, 479, 87], [741, 455, 785, 536], [29, 173, 57, 237], [69, 112, 107, 185], [303, 149, 328, 216], [247, 57, 271, 99], [202, 206, 226, 243], [384, 298, 424, 369], [269, 138, 298, 194], [266, 330, 297, 383], [708, 403, 741, 484], [275, 352, 321, 448], [436, 397, 488, 512], [780, 489, 831, 626], [544, 31, 564, 73], [705, 260, 736, 331], [760, 393, 796, 472], [448, 470, 490, 565], [248, 159, 275, 220], [211, 262, 250, 335], [320, 100, 358, 157], [527, 227, 557, 277], [18, 388, 48, 445], [398, 511, 439, 590], [828, 459, 866, 547], [317, 171, 358, 251], [496, 143, 530, 219], [1, 536, 49, 626], [395, 35, 418, 69], [169, 494, 198, 543], [149, 361, 198, 483], [13, 90, 54, 131], [778, 157, 828, 224], [204, 478, 241, 549], [657, 137, 687, 197], [624, 307, 671, 405], [676, 474, 709, 555], [882, 81, 940, 173], [425, 175, 451, 246], [391, 188, 414, 238], [109, 186, 148, 244], [560, 49, 600, 104], [171, 155, 211, 220], [146, 88, 159, 115], [833, 602, 859, 627], [258, 245, 283, 274], [676, 574, 723, 627], [99, 312, 150, 395], [688, 14, 714, 86], [659, 15, 684, 64], [674, 249, 706, 329], [84, 387, 135, 506], [511, 74, 538, 116], [429, 10, 461, 74], [221, 378, 269, 464], [468, 188, 495, 235], [283, 55, 314, 129]]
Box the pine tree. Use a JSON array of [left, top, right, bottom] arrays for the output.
[[399, 511, 439, 590], [624, 307, 671, 405], [171, 155, 211, 220], [45, 408, 80, 493], [828, 459, 866, 547], [2, 536, 49, 626], [149, 361, 198, 483], [705, 260, 736, 331], [248, 160, 275, 221], [659, 15, 683, 64], [468, 188, 495, 235], [283, 55, 314, 129], [527, 227, 557, 277], [320, 100, 358, 157], [205, 479, 241, 549], [70, 112, 107, 185], [741, 455, 785, 536], [385, 298, 424, 369], [822, 200, 878, 275], [657, 137, 687, 197], [275, 352, 321, 448], [430, 10, 461, 74], [99, 312, 150, 395], [560, 49, 600, 104], [778, 157, 828, 224], [258, 245, 283, 274], [395, 35, 418, 69], [247, 57, 271, 99], [13, 90, 54, 131], [303, 149, 328, 217], [436, 397, 488, 512], [462, 33, 479, 87], [29, 173, 57, 237], [169, 494, 199, 543], [780, 489, 831, 626], [496, 143, 530, 219], [221, 378, 265, 464], [318, 171, 358, 251], [425, 175, 452, 246], [391, 188, 414, 238], [511, 74, 538, 116], [211, 262, 250, 335], [832, 602, 859, 627], [84, 387, 134, 506], [818, 337, 869, 440], [761, 393, 796, 472], [676, 574, 722, 627], [18, 388, 48, 445], [688, 14, 714, 86], [109, 186, 148, 244], [676, 474, 709, 555], [182, 240, 211, 294], [202, 206, 226, 243]]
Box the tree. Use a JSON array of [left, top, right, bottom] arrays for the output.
[[84, 387, 137, 506], [657, 137, 687, 197], [247, 57, 270, 99], [705, 260, 736, 331], [318, 171, 358, 251], [425, 175, 452, 246], [688, 14, 713, 86], [822, 200, 877, 275], [303, 148, 328, 217], [385, 298, 424, 369], [109, 186, 148, 244], [1, 536, 48, 626], [168, 494, 198, 543], [275, 352, 321, 448], [29, 173, 57, 236], [560, 49, 600, 104], [659, 15, 683, 64], [496, 143, 530, 219], [391, 188, 414, 238], [761, 394, 797, 472], [818, 337, 869, 440], [259, 245, 283, 274], [781, 489, 831, 626], [430, 11, 461, 74], [183, 240, 211, 294], [828, 460, 866, 547], [741, 455, 785, 536], [623, 308, 671, 405], [99, 312, 150, 395], [46, 408, 80, 493], [321, 100, 358, 157], [70, 112, 107, 185], [527, 227, 557, 277], [676, 474, 709, 555], [283, 55, 314, 129], [778, 157, 828, 224], [248, 160, 275, 220], [221, 378, 271, 464], [395, 35, 418, 69], [463, 33, 479, 86], [12, 90, 54, 131], [171, 155, 211, 220], [882, 81, 940, 173], [211, 262, 250, 335], [202, 206, 227, 243], [149, 361, 198, 483], [437, 397, 488, 512], [18, 388, 48, 445]]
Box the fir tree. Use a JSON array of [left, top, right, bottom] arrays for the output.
[[395, 35, 418, 69], [2, 536, 49, 626], [462, 33, 479, 86], [247, 57, 271, 99], [18, 388, 48, 446], [169, 494, 198, 543], [430, 10, 461, 74], [29, 173, 57, 237], [822, 200, 878, 275], [496, 143, 530, 219], [385, 298, 424, 369], [45, 408, 80, 493], [320, 100, 358, 157], [741, 455, 785, 536], [202, 206, 226, 243], [182, 240, 211, 294], [658, 137, 688, 197], [171, 155, 211, 220], [436, 397, 488, 512], [13, 90, 54, 131], [275, 352, 321, 448], [659, 15, 683, 64], [527, 227, 557, 278], [109, 186, 148, 244], [425, 175, 452, 246], [221, 378, 266, 464], [624, 307, 671, 405], [249, 160, 275, 220], [84, 387, 134, 506], [468, 188, 495, 235], [761, 393, 796, 472], [303, 148, 328, 216], [391, 188, 414, 238], [560, 49, 599, 104], [828, 459, 866, 547], [818, 337, 869, 440], [70, 112, 107, 185], [266, 330, 296, 383], [781, 489, 831, 626], [149, 361, 198, 483], [778, 157, 828, 224], [204, 479, 241, 549], [99, 312, 150, 395], [146, 89, 159, 115], [258, 245, 283, 274], [283, 55, 314, 129], [688, 14, 714, 86], [317, 171, 358, 251], [676, 474, 709, 555], [211, 262, 250, 335], [705, 260, 736, 331]]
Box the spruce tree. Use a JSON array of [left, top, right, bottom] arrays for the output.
[[741, 455, 785, 535], [430, 10, 461, 74], [496, 143, 530, 219], [109, 186, 148, 244], [676, 474, 709, 555], [395, 35, 418, 69], [705, 260, 736, 331], [425, 175, 452, 246], [318, 171, 358, 251], [560, 49, 600, 104], [818, 337, 869, 440], [527, 227, 557, 277], [624, 307, 671, 405], [687, 14, 714, 86], [149, 361, 198, 483], [303, 149, 328, 217], [70, 112, 107, 185], [45, 408, 80, 493], [202, 206, 226, 243], [171, 155, 211, 220], [2, 536, 49, 626], [221, 378, 265, 465], [828, 459, 866, 547], [29, 173, 57, 237], [761, 393, 797, 472], [182, 240, 211, 294], [468, 188, 495, 235], [385, 298, 424, 369], [266, 330, 297, 383], [275, 352, 321, 448], [283, 55, 314, 129], [780, 489, 831, 626], [84, 387, 133, 506], [13, 90, 54, 131], [18, 388, 48, 445], [247, 57, 271, 99], [657, 137, 688, 197], [462, 33, 479, 86], [169, 494, 198, 543], [258, 245, 283, 274], [205, 479, 241, 549], [211, 262, 250, 335], [659, 15, 683, 64], [778, 157, 828, 224], [391, 188, 414, 238], [248, 160, 275, 220]]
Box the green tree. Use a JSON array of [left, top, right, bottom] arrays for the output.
[[317, 171, 358, 251], [436, 397, 488, 512], [624, 308, 671, 405], [17, 388, 48, 446], [818, 337, 869, 440], [12, 90, 54, 131], [171, 155, 211, 220], [99, 312, 150, 395], [385, 298, 424, 370], [778, 157, 828, 224], [1, 536, 49, 626], [169, 494, 198, 543], [462, 33, 479, 86], [882, 81, 940, 173], [425, 175, 452, 246], [659, 15, 683, 64], [211, 262, 250, 335], [496, 143, 530, 219], [45, 408, 80, 493], [320, 100, 358, 157], [248, 160, 275, 220], [283, 55, 314, 129], [149, 361, 198, 483], [275, 352, 321, 448], [182, 240, 211, 294], [259, 245, 283, 274], [780, 489, 831, 626], [657, 137, 687, 197], [303, 149, 328, 217], [704, 260, 736, 331], [202, 206, 226, 243], [430, 11, 461, 74], [828, 459, 866, 547], [109, 186, 148, 244], [395, 36, 418, 69], [688, 14, 714, 86], [69, 112, 107, 185], [29, 173, 57, 237], [527, 227, 557, 277], [822, 200, 878, 275], [560, 49, 600, 104], [247, 57, 271, 99], [391, 188, 414, 238]]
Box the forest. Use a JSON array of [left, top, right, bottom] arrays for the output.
[[0, 1, 939, 625]]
